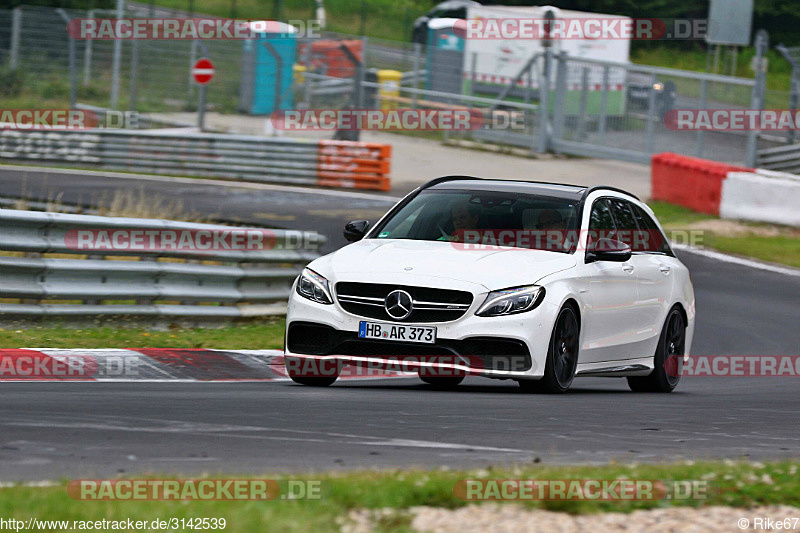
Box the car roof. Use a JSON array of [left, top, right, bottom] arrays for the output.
[[421, 176, 638, 201]]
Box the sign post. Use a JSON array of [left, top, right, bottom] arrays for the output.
[[192, 57, 215, 131]]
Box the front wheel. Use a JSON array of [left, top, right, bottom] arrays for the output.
[[419, 374, 464, 389], [285, 356, 339, 387], [627, 307, 685, 393], [519, 306, 580, 394]]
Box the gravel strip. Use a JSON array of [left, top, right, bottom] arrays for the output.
[[342, 505, 800, 532]]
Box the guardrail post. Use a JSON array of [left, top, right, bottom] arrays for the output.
[[9, 7, 21, 70]]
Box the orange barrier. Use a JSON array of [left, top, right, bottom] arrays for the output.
[[651, 153, 751, 215], [297, 40, 363, 78], [317, 140, 392, 191]]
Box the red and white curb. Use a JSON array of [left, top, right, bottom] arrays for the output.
[[0, 349, 414, 382], [0, 349, 287, 382]]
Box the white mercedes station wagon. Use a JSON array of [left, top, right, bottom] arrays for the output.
[[285, 177, 695, 393]]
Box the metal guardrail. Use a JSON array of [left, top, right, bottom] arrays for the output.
[[757, 143, 800, 173], [0, 209, 324, 318], [0, 129, 392, 191]]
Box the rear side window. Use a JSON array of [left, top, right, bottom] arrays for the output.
[[631, 204, 673, 255]]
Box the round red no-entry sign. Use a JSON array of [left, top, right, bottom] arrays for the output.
[[192, 58, 215, 85]]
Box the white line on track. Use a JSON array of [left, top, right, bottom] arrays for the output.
[[673, 243, 800, 278]]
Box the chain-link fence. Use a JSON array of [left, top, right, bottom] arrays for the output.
[[547, 54, 758, 165], [1, 5, 781, 168]]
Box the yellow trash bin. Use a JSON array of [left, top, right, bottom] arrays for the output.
[[377, 69, 402, 110], [293, 64, 307, 85]]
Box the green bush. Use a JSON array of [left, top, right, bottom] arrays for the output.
[[0, 67, 24, 96]]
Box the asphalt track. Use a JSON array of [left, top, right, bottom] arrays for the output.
[[1, 166, 799, 480]]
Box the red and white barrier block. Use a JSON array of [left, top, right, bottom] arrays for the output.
[[652, 152, 800, 227], [720, 170, 800, 227]]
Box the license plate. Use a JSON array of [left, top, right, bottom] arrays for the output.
[[358, 321, 436, 344]]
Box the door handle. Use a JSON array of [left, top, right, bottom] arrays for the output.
[[622, 264, 635, 273], [659, 265, 671, 275]]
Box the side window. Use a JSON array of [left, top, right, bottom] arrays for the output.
[[632, 204, 672, 254], [588, 199, 616, 247], [608, 199, 639, 249]]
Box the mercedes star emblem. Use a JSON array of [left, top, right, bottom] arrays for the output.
[[384, 290, 413, 320]]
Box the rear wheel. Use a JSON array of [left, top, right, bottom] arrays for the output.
[[627, 307, 685, 393], [519, 306, 580, 394]]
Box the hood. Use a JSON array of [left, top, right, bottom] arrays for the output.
[[308, 239, 576, 291]]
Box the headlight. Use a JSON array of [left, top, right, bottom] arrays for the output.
[[476, 285, 545, 317], [296, 268, 333, 305]]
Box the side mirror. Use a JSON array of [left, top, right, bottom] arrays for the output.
[[343, 220, 370, 242], [586, 238, 631, 263]]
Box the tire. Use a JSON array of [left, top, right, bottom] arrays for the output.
[[419, 375, 464, 389], [627, 307, 685, 393], [519, 306, 580, 394], [285, 356, 338, 387]]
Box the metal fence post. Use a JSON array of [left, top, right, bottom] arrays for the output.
[[110, 0, 125, 108], [56, 9, 77, 110], [188, 40, 198, 98], [129, 40, 140, 111], [776, 45, 798, 144], [646, 72, 657, 154], [598, 66, 609, 136], [469, 52, 477, 99], [576, 67, 589, 141], [9, 7, 21, 70], [695, 78, 707, 157], [83, 9, 94, 85], [536, 50, 552, 154], [359, 37, 368, 108], [790, 68, 799, 144], [746, 30, 769, 168], [303, 41, 313, 109], [411, 42, 421, 109], [551, 51, 568, 143]]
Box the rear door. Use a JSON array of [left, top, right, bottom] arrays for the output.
[[607, 198, 666, 359], [581, 197, 641, 363], [630, 202, 678, 355]]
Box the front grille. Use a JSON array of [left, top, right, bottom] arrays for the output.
[[335, 282, 473, 323], [287, 321, 532, 372]]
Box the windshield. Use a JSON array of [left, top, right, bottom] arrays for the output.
[[371, 189, 581, 253]]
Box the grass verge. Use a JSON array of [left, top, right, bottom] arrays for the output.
[[0, 461, 798, 532], [649, 201, 800, 269], [0, 318, 285, 349]]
